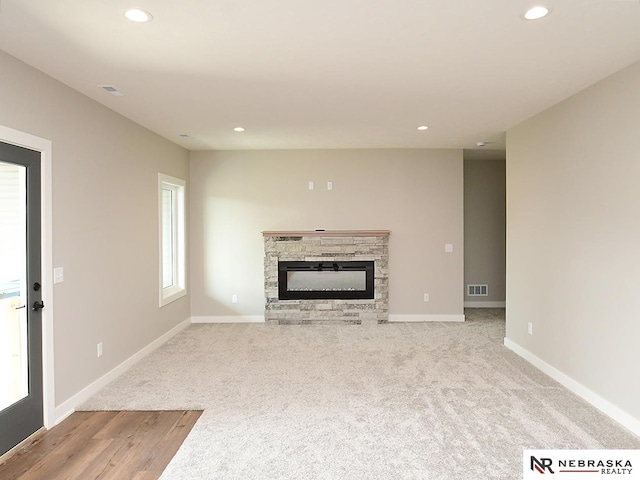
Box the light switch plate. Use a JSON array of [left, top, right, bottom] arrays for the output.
[[54, 267, 64, 284]]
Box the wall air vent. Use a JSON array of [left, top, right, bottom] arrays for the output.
[[467, 284, 488, 296], [98, 85, 125, 97]]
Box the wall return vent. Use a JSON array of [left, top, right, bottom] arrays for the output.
[[467, 284, 488, 296]]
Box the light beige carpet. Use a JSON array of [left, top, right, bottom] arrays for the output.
[[81, 309, 639, 479]]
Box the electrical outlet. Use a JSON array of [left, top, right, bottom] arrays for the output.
[[423, 293, 430, 302], [528, 322, 533, 335], [327, 181, 333, 190], [232, 294, 238, 304], [97, 342, 103, 358]]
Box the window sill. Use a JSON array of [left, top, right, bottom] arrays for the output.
[[160, 286, 186, 307]]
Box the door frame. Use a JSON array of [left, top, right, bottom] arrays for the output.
[[0, 124, 54, 429]]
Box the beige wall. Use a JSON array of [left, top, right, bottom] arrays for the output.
[[464, 159, 506, 305], [0, 51, 190, 407], [190, 149, 464, 319], [506, 61, 640, 423]]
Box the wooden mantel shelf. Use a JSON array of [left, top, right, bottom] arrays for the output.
[[262, 230, 390, 237]]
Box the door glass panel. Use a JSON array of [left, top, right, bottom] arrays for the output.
[[0, 161, 28, 412]]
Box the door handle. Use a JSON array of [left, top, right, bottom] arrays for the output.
[[15, 305, 26, 310], [32, 301, 45, 311]]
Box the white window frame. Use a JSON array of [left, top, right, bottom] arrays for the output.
[[158, 173, 186, 307]]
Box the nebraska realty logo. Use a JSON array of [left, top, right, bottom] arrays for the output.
[[523, 450, 640, 478]]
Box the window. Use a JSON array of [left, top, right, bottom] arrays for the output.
[[159, 173, 186, 306]]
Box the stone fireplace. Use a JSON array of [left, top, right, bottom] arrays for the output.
[[263, 230, 389, 325]]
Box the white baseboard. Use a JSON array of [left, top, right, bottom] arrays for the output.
[[191, 315, 265, 323], [464, 301, 506, 308], [389, 314, 465, 323], [54, 317, 191, 424], [504, 337, 640, 438]]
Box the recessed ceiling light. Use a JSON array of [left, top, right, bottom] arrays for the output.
[[417, 125, 429, 131], [234, 127, 246, 132], [125, 9, 153, 23], [524, 6, 550, 20]]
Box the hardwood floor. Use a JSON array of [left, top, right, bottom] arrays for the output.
[[0, 410, 202, 480]]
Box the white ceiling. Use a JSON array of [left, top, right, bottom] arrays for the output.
[[1, 0, 639, 151]]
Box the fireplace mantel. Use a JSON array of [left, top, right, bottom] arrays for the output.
[[262, 230, 390, 238]]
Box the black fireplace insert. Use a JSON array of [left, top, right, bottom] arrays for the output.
[[278, 260, 375, 300]]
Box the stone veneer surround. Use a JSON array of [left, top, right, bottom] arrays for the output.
[[263, 230, 390, 325]]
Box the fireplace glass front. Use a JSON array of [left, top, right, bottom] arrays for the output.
[[278, 261, 374, 300]]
